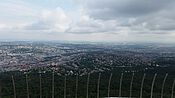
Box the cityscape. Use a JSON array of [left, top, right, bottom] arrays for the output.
[[0, 42, 175, 74], [0, 41, 175, 98], [0, 0, 175, 98]]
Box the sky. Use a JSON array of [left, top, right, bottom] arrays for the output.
[[0, 0, 175, 43]]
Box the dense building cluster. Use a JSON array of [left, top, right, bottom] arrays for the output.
[[0, 42, 175, 75]]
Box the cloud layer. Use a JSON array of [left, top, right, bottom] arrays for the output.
[[0, 0, 175, 42]]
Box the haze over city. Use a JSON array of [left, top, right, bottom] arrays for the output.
[[0, 0, 175, 42]]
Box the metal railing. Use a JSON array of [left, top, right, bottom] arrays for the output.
[[0, 72, 175, 98]]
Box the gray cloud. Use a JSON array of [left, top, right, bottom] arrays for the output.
[[85, 0, 175, 19], [24, 21, 51, 30], [67, 18, 120, 34], [79, 0, 175, 33], [1, 0, 175, 42]]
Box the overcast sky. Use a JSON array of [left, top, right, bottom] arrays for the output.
[[0, 0, 175, 42]]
